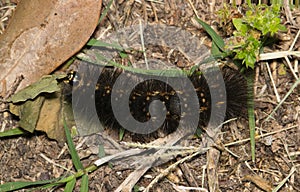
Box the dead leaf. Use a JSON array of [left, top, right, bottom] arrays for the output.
[[35, 92, 70, 142], [0, 0, 102, 97], [243, 174, 273, 192], [10, 96, 45, 132], [8, 74, 66, 103], [9, 74, 74, 142]]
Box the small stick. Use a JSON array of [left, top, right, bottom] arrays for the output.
[[265, 62, 281, 102], [139, 19, 149, 69]]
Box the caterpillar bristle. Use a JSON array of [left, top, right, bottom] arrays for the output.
[[67, 63, 247, 140], [222, 67, 248, 118]]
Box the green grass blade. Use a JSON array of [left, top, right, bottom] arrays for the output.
[[98, 0, 113, 24], [195, 17, 225, 51], [211, 41, 229, 59], [0, 178, 58, 192], [64, 178, 76, 192], [119, 128, 125, 141], [272, 166, 297, 192], [0, 127, 28, 138], [63, 120, 84, 171], [211, 41, 223, 57], [266, 76, 300, 121], [86, 38, 124, 51], [80, 174, 89, 192], [246, 71, 256, 162], [78, 52, 187, 77]]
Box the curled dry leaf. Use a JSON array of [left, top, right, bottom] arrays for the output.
[[243, 174, 273, 192], [0, 0, 102, 97], [8, 74, 74, 142]]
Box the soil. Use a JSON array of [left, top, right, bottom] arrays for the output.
[[0, 0, 299, 192]]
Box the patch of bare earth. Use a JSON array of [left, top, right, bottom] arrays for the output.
[[0, 0, 299, 191]]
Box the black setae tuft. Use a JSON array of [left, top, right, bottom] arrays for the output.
[[67, 63, 247, 138]]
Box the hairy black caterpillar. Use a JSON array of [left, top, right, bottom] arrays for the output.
[[67, 62, 247, 139]]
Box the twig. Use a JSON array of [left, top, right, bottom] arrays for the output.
[[187, 0, 199, 18], [93, 148, 144, 166], [114, 132, 192, 192], [139, 19, 149, 69], [283, 0, 296, 26], [40, 153, 74, 173], [179, 162, 199, 188], [144, 150, 203, 192], [284, 55, 298, 80], [121, 141, 197, 150], [259, 51, 300, 61], [272, 165, 298, 192], [224, 125, 297, 147], [260, 30, 300, 80], [266, 62, 281, 102], [168, 182, 208, 192], [289, 30, 300, 52], [265, 77, 300, 121]]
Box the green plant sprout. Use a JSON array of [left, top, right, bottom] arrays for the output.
[[225, 4, 286, 68]]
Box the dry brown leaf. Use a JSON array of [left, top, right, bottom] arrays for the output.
[[35, 92, 66, 142], [0, 0, 102, 97], [243, 174, 273, 192], [9, 96, 45, 132], [9, 75, 75, 142]]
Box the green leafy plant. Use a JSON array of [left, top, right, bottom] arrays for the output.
[[226, 4, 286, 68]]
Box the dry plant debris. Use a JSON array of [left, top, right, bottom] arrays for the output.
[[0, 0, 299, 191]]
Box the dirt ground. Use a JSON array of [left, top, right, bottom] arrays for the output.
[[0, 0, 300, 191]]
